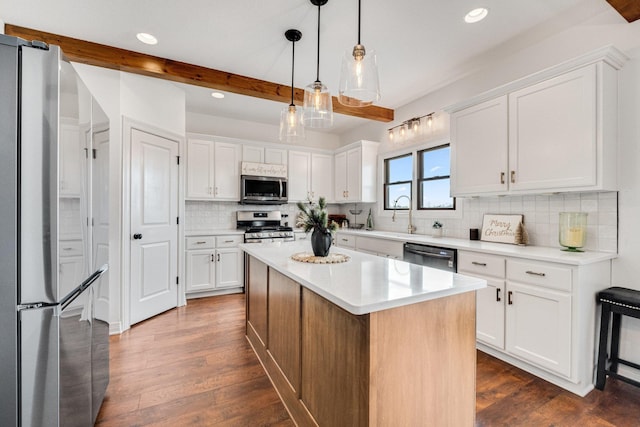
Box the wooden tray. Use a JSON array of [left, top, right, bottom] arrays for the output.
[[291, 252, 350, 264]]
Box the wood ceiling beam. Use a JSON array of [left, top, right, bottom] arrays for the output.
[[5, 24, 394, 123], [606, 0, 640, 22]]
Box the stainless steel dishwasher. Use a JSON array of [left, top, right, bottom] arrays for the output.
[[403, 243, 457, 272]]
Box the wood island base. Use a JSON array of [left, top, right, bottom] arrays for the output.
[[245, 255, 477, 426]]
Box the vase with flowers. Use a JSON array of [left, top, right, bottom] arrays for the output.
[[297, 197, 338, 257], [432, 220, 443, 238]]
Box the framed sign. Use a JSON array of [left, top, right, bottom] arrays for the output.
[[481, 214, 524, 244]]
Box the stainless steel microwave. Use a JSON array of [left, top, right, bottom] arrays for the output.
[[240, 175, 288, 205]]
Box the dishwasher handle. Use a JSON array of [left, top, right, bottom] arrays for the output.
[[404, 249, 452, 260]]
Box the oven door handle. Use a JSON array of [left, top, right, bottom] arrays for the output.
[[405, 249, 452, 259]]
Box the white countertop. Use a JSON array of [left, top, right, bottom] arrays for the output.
[[335, 229, 617, 266], [240, 241, 486, 316]]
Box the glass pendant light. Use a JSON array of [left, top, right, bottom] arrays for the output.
[[338, 0, 380, 107], [280, 29, 305, 142], [303, 0, 333, 128]]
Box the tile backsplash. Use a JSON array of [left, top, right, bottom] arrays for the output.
[[185, 191, 618, 253]]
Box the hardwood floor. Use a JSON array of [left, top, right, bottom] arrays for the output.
[[96, 294, 640, 426]]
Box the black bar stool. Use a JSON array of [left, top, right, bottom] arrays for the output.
[[595, 287, 640, 390]]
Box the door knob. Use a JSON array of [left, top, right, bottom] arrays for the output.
[[133, 233, 143, 240]]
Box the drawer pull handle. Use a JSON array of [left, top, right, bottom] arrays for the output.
[[63, 247, 73, 251], [217, 254, 220, 262], [472, 261, 487, 267], [508, 291, 513, 305], [525, 270, 546, 277], [224, 240, 234, 243], [341, 238, 349, 242], [196, 241, 207, 244], [496, 288, 501, 302], [211, 254, 215, 262], [500, 172, 505, 184], [511, 170, 516, 183]]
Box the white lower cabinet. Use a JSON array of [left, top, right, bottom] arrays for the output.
[[185, 235, 244, 296], [459, 250, 610, 396], [505, 281, 571, 377]]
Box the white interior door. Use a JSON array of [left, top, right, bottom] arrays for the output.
[[130, 128, 179, 325]]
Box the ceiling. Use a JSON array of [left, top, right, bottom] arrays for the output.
[[0, 0, 617, 134]]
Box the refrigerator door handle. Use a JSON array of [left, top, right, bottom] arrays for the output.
[[60, 265, 108, 310]]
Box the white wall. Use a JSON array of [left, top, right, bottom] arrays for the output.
[[187, 111, 341, 150]]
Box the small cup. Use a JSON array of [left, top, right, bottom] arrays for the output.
[[470, 228, 479, 241]]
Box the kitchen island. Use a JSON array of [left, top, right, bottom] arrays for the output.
[[241, 241, 486, 427]]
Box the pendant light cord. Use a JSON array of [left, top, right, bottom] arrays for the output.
[[290, 38, 296, 106], [316, 3, 321, 82], [357, 0, 361, 45]]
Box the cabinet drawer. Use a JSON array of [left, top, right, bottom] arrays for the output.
[[216, 235, 243, 248], [59, 240, 83, 257], [186, 236, 215, 250], [356, 236, 403, 259], [507, 260, 571, 292], [458, 252, 506, 278], [335, 233, 355, 248]]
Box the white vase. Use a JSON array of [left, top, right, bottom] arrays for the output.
[[432, 228, 442, 238]]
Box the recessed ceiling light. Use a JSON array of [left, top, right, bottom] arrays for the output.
[[211, 92, 225, 99], [464, 8, 488, 23], [136, 32, 158, 45]]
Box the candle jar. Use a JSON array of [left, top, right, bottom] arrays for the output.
[[559, 212, 588, 252]]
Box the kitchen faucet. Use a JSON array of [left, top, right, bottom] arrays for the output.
[[392, 195, 415, 234]]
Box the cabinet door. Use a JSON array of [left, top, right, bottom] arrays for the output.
[[213, 142, 240, 200], [216, 247, 242, 289], [265, 148, 287, 166], [508, 65, 597, 192], [450, 96, 508, 196], [242, 145, 264, 163], [268, 269, 301, 392], [334, 151, 348, 202], [185, 250, 215, 292], [288, 150, 311, 202], [505, 281, 572, 377], [311, 153, 334, 202], [475, 278, 506, 349], [346, 147, 362, 201], [186, 139, 215, 199]]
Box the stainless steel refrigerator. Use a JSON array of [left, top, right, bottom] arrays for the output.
[[0, 34, 110, 426]]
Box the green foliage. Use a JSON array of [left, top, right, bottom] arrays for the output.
[[296, 196, 338, 233]]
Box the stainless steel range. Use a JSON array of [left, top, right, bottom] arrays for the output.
[[237, 211, 295, 243]]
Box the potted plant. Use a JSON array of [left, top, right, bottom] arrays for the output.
[[297, 197, 338, 256], [432, 220, 443, 238]]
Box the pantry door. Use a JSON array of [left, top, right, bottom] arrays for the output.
[[129, 128, 179, 325]]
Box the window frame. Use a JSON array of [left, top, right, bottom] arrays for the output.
[[383, 153, 413, 211], [417, 144, 456, 211]]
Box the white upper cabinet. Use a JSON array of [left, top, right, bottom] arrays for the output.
[[186, 137, 240, 200], [508, 65, 598, 192], [242, 145, 264, 163], [265, 148, 287, 166], [288, 150, 311, 202], [242, 145, 288, 166], [448, 47, 625, 197], [288, 150, 333, 202], [334, 140, 379, 203], [450, 96, 508, 196], [310, 153, 334, 202]]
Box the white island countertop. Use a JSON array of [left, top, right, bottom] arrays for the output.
[[240, 240, 486, 315]]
